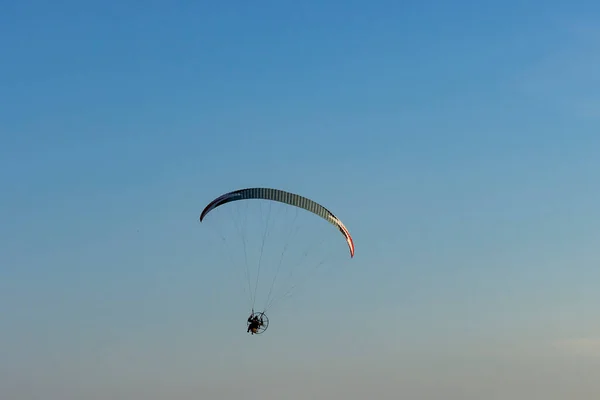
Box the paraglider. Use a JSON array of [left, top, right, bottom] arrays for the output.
[[199, 187, 354, 335]]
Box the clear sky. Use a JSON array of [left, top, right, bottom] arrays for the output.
[[1, 1, 600, 399]]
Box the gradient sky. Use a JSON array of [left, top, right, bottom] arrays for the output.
[[1, 1, 600, 399]]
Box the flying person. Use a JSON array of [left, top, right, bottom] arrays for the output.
[[247, 313, 262, 335]]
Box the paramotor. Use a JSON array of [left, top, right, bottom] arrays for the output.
[[199, 187, 354, 335]]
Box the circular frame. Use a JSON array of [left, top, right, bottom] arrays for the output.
[[247, 311, 269, 334]]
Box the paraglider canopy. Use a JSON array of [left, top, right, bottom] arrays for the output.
[[200, 187, 354, 257]]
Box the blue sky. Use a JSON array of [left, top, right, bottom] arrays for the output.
[[1, 1, 600, 399]]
